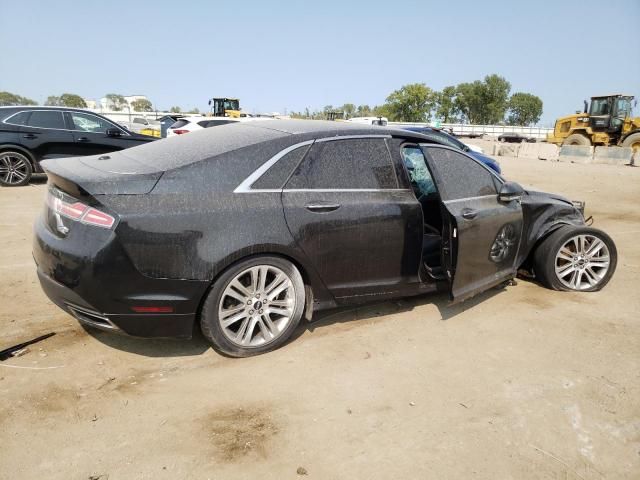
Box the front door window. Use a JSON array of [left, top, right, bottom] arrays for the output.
[[68, 112, 117, 134]]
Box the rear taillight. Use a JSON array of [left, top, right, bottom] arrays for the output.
[[46, 187, 116, 230], [172, 129, 189, 135]]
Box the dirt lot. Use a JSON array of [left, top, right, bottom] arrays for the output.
[[1, 155, 639, 480]]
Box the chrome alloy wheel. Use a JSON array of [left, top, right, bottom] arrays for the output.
[[554, 234, 610, 290], [0, 153, 29, 185], [218, 265, 296, 347]]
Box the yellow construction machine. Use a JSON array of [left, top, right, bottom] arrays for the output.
[[547, 94, 640, 152], [208, 97, 242, 118]]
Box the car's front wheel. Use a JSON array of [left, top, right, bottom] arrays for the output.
[[0, 151, 32, 187], [200, 256, 306, 357], [533, 226, 617, 292]]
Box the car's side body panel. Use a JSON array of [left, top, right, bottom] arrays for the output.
[[282, 189, 424, 300]]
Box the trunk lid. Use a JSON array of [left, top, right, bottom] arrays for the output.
[[41, 152, 163, 196]]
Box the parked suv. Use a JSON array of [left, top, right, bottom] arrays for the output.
[[0, 106, 156, 186], [34, 120, 617, 357]]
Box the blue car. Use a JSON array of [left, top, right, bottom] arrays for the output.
[[400, 126, 502, 174]]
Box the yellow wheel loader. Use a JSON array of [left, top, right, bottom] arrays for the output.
[[208, 97, 242, 118], [547, 94, 640, 152]]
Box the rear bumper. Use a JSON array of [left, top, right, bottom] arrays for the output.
[[33, 213, 208, 339], [37, 265, 196, 338]]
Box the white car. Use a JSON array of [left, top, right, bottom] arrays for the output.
[[167, 116, 241, 137], [347, 116, 388, 126]]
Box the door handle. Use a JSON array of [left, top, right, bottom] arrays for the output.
[[22, 134, 37, 139], [461, 208, 478, 220], [76, 137, 90, 142], [305, 203, 341, 213]]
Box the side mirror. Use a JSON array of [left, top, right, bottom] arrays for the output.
[[498, 181, 524, 203], [106, 128, 121, 137]]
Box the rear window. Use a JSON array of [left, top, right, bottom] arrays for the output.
[[170, 119, 189, 129], [27, 110, 66, 129], [117, 122, 288, 171], [198, 120, 235, 128], [6, 111, 30, 125], [252, 143, 311, 190]]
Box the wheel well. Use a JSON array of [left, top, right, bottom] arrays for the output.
[[0, 145, 37, 169], [522, 223, 574, 272], [194, 252, 314, 325]]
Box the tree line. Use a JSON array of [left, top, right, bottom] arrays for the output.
[[290, 74, 543, 126], [0, 91, 200, 114], [2, 74, 543, 125]]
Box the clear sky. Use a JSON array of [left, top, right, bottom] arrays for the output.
[[1, 0, 638, 125]]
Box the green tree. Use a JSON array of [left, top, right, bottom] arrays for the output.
[[381, 83, 436, 122], [372, 104, 391, 119], [59, 93, 87, 108], [481, 74, 511, 124], [506, 92, 543, 126], [356, 104, 373, 117], [47, 94, 86, 107], [131, 98, 153, 112], [169, 106, 182, 113], [105, 93, 127, 111], [340, 103, 356, 118], [45, 95, 61, 106], [0, 91, 37, 106], [187, 107, 200, 114], [435, 85, 458, 123], [455, 75, 511, 124]]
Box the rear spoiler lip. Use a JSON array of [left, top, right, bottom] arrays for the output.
[[41, 158, 164, 196]]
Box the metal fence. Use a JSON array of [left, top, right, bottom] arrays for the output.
[[389, 121, 553, 139]]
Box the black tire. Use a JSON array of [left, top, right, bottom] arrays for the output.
[[200, 255, 306, 357], [533, 226, 617, 292], [562, 134, 591, 146], [0, 151, 33, 187], [621, 132, 640, 152]]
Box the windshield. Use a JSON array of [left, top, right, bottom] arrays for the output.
[[590, 98, 610, 116], [224, 99, 239, 110]]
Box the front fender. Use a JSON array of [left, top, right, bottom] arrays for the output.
[[517, 190, 585, 267]]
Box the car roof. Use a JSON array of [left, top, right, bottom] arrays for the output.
[[237, 119, 425, 138], [119, 119, 428, 172]]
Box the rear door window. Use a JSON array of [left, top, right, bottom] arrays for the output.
[[26, 110, 66, 129], [423, 147, 497, 201], [6, 111, 30, 126], [285, 138, 397, 190]]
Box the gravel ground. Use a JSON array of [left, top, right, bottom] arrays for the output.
[[1, 156, 639, 480]]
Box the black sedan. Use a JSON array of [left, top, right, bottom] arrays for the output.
[[33, 120, 617, 357], [0, 106, 156, 186], [498, 132, 536, 143]]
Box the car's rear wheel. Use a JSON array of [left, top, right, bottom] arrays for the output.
[[0, 151, 32, 187], [533, 226, 617, 292], [200, 256, 306, 357]]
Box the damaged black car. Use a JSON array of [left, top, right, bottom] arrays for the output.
[[33, 120, 617, 356]]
